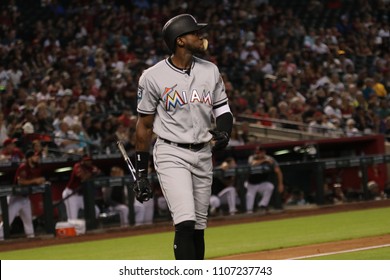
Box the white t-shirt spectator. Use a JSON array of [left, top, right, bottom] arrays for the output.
[[7, 68, 23, 88], [311, 40, 330, 55]]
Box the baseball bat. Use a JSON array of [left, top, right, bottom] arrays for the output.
[[116, 140, 137, 182]]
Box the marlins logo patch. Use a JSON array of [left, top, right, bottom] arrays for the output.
[[162, 84, 186, 110]]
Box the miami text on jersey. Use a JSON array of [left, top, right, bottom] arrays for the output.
[[162, 85, 212, 111]]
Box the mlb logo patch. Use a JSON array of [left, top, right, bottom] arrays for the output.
[[137, 86, 144, 104]]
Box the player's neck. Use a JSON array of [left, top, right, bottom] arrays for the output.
[[169, 55, 193, 72]]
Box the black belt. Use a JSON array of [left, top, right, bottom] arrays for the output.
[[160, 138, 206, 152]]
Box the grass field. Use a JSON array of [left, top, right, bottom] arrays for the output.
[[305, 246, 390, 260], [0, 207, 389, 260]]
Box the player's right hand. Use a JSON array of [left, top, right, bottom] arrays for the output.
[[209, 129, 229, 151], [133, 177, 153, 203]]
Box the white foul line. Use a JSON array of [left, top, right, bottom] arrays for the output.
[[289, 243, 390, 260]]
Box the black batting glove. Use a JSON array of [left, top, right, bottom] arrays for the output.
[[209, 129, 229, 151], [134, 151, 153, 203], [133, 175, 153, 203]]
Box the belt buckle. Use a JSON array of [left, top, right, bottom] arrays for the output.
[[189, 143, 192, 150]]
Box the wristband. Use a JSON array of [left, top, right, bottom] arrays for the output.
[[135, 151, 149, 178], [216, 112, 233, 138]]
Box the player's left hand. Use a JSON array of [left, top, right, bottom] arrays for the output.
[[209, 129, 229, 151], [133, 177, 153, 203]]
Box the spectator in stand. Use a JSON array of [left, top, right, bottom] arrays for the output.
[[240, 41, 260, 64], [7, 61, 23, 89], [339, 53, 355, 77], [71, 123, 90, 155], [311, 36, 330, 55], [253, 104, 272, 127], [355, 90, 369, 110], [115, 123, 130, 150], [54, 121, 80, 154], [328, 72, 345, 93], [339, 91, 355, 120], [285, 84, 306, 103], [31, 139, 50, 159], [34, 103, 55, 135], [0, 112, 8, 146], [63, 104, 81, 128], [117, 107, 135, 128], [373, 73, 387, 99], [362, 77, 376, 102], [245, 145, 284, 214], [9, 150, 46, 238], [376, 99, 390, 124], [324, 97, 343, 124], [0, 138, 24, 163], [100, 118, 118, 154], [86, 117, 103, 154], [62, 155, 101, 221], [345, 118, 361, 137], [279, 53, 298, 78], [308, 111, 328, 134], [1, 0, 390, 150], [352, 106, 375, 135]]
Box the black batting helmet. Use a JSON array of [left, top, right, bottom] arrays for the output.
[[162, 14, 207, 52]]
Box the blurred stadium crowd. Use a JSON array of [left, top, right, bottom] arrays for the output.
[[1, 0, 390, 159]]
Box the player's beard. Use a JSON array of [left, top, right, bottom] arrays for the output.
[[188, 43, 206, 56]]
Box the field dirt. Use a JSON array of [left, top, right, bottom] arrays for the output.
[[1, 199, 390, 259]]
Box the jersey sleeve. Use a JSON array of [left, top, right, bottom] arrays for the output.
[[137, 71, 160, 115], [212, 70, 229, 107]]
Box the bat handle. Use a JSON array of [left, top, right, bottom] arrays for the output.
[[117, 141, 127, 155], [126, 159, 137, 181]]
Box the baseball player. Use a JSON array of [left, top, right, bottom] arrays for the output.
[[102, 166, 130, 227], [134, 14, 233, 260], [245, 146, 284, 214], [8, 150, 46, 238], [62, 155, 101, 221], [209, 157, 239, 216]]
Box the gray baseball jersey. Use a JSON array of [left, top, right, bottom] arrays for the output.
[[137, 56, 229, 229], [137, 56, 228, 143]]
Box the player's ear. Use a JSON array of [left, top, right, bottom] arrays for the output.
[[177, 37, 184, 47]]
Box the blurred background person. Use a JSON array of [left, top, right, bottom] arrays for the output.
[[54, 121, 80, 154], [0, 137, 24, 163], [245, 145, 284, 214], [9, 150, 46, 238], [0, 112, 8, 146], [209, 157, 240, 216], [101, 166, 129, 228], [62, 155, 101, 221]]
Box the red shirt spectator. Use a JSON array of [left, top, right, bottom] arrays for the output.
[[0, 138, 24, 162], [117, 108, 135, 128]]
